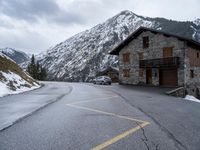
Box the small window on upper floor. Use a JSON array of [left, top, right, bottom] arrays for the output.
[[123, 53, 130, 63], [143, 36, 149, 49], [190, 70, 194, 78], [197, 52, 199, 58]]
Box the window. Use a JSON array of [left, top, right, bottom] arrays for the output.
[[138, 52, 144, 60], [197, 52, 199, 58], [123, 69, 130, 77], [123, 53, 130, 63], [143, 36, 149, 48], [139, 69, 144, 77], [190, 70, 194, 78], [163, 47, 173, 58]]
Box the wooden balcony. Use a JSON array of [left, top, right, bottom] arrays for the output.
[[139, 57, 179, 68]]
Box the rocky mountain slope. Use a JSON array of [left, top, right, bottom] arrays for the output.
[[37, 10, 200, 81], [0, 52, 40, 97], [0, 48, 30, 65]]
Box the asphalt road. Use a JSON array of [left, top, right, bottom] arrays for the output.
[[0, 82, 72, 131], [0, 82, 200, 150]]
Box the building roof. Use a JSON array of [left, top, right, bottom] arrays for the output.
[[109, 26, 200, 55], [97, 66, 119, 75]]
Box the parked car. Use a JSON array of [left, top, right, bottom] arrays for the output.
[[93, 76, 112, 85]]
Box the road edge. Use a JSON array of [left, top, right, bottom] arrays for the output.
[[0, 85, 73, 132]]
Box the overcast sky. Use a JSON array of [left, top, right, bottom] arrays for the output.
[[0, 0, 199, 54]]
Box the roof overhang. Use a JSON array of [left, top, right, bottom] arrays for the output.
[[109, 26, 200, 55]]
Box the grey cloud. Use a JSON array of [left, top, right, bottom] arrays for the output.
[[0, 0, 84, 25], [0, 0, 199, 54], [0, 28, 51, 54], [0, 19, 14, 29]]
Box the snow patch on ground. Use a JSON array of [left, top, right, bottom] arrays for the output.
[[0, 71, 40, 97], [0, 82, 10, 97], [185, 95, 200, 103]]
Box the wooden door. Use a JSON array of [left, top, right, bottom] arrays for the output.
[[146, 69, 152, 84], [159, 69, 178, 86], [163, 47, 173, 58]]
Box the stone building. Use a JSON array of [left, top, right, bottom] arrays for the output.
[[110, 27, 200, 97], [97, 66, 119, 82]]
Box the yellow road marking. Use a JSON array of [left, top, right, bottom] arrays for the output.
[[66, 95, 119, 105], [66, 104, 147, 123], [65, 99, 150, 150], [92, 122, 149, 150]]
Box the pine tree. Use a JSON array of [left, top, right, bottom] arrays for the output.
[[40, 66, 47, 80], [30, 55, 37, 79], [36, 61, 40, 79], [27, 55, 35, 78], [27, 54, 47, 80]]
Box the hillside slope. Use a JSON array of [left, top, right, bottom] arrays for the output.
[[0, 53, 40, 97], [0, 47, 30, 65], [38, 10, 200, 81]]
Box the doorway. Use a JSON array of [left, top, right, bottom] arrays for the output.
[[159, 69, 178, 86], [146, 69, 152, 84]]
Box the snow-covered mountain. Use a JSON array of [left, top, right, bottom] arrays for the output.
[[0, 52, 40, 97], [38, 10, 200, 81], [0, 48, 30, 65], [194, 19, 200, 26]]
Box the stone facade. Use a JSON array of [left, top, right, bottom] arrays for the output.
[[118, 30, 200, 97], [184, 47, 200, 97]]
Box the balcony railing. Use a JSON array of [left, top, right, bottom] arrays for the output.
[[139, 57, 179, 68]]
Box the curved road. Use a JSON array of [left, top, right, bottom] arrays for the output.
[[0, 82, 200, 150]]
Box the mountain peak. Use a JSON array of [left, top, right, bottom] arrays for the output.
[[37, 11, 200, 82], [115, 10, 140, 19], [118, 10, 134, 15], [0, 47, 30, 64], [194, 18, 200, 26], [0, 47, 15, 55]]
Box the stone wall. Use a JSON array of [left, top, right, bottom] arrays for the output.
[[166, 87, 186, 98], [184, 47, 200, 98], [119, 31, 185, 86]]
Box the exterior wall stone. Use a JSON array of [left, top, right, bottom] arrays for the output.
[[166, 87, 186, 98], [184, 47, 200, 97], [117, 30, 200, 98], [119, 31, 186, 86]]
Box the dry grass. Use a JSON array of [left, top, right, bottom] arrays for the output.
[[0, 55, 39, 86]]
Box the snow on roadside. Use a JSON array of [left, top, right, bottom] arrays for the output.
[[185, 95, 200, 103], [0, 71, 40, 98], [0, 82, 40, 97], [0, 82, 10, 97]]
